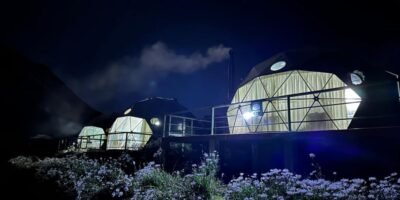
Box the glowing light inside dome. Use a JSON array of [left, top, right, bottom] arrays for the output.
[[243, 111, 255, 120], [345, 88, 361, 117]]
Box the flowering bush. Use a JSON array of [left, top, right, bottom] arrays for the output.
[[132, 151, 224, 199], [10, 154, 133, 199], [224, 154, 400, 200], [9, 152, 400, 200]]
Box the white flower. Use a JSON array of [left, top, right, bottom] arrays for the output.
[[369, 177, 377, 181], [258, 193, 268, 198]]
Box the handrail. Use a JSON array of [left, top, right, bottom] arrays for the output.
[[161, 85, 399, 136]]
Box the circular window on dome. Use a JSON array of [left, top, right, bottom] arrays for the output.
[[350, 70, 365, 85], [123, 108, 132, 115], [150, 118, 161, 126], [270, 61, 286, 71]]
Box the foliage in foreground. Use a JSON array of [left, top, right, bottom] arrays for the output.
[[9, 152, 224, 200], [9, 153, 400, 200]]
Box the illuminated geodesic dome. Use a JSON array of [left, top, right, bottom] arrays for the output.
[[77, 126, 105, 150], [106, 116, 152, 150], [228, 50, 365, 134], [122, 97, 188, 136]]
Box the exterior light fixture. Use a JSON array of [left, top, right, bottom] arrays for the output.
[[251, 101, 263, 116], [243, 111, 255, 120], [150, 117, 161, 126], [270, 61, 286, 71]]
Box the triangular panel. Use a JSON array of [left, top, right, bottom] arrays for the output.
[[296, 101, 338, 131], [290, 97, 317, 131], [297, 71, 332, 91], [259, 71, 292, 97]]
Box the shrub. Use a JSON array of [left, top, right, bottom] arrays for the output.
[[9, 152, 400, 200]]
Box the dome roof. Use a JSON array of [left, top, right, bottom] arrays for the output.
[[241, 49, 368, 87], [127, 97, 187, 119]]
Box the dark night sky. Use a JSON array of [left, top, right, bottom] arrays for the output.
[[1, 0, 400, 113]]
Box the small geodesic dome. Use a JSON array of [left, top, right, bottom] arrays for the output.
[[77, 126, 106, 150], [122, 97, 188, 136], [228, 50, 363, 134], [106, 116, 152, 150]]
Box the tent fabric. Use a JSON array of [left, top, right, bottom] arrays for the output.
[[227, 70, 361, 134], [106, 116, 152, 150], [77, 126, 105, 150]]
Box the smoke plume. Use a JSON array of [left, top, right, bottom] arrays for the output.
[[71, 42, 231, 105]]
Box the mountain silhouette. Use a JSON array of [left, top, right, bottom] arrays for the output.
[[0, 45, 99, 159]]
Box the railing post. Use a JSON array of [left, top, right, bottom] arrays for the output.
[[99, 135, 102, 149], [287, 96, 292, 132], [183, 118, 186, 136], [78, 137, 82, 150], [191, 120, 194, 135], [211, 107, 215, 135], [168, 115, 172, 136], [103, 133, 108, 151], [125, 133, 128, 151], [163, 115, 167, 137]]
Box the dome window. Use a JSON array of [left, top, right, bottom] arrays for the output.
[[350, 70, 365, 85], [270, 61, 286, 71], [124, 108, 132, 115]]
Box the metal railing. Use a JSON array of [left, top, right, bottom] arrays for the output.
[[163, 114, 211, 137], [75, 132, 152, 151], [77, 134, 106, 150], [163, 86, 391, 136]]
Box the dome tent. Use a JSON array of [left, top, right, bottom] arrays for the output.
[[77, 126, 106, 151], [106, 116, 152, 150], [75, 97, 188, 151], [227, 49, 369, 134], [122, 97, 188, 137]]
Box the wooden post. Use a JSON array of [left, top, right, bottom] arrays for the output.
[[251, 143, 258, 172], [208, 138, 219, 153], [161, 138, 170, 170]]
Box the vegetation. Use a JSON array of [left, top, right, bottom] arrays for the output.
[[9, 152, 400, 200]]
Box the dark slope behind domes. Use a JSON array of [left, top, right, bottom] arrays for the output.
[[0, 45, 99, 158]]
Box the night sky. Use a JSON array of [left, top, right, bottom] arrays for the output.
[[1, 0, 400, 113]]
